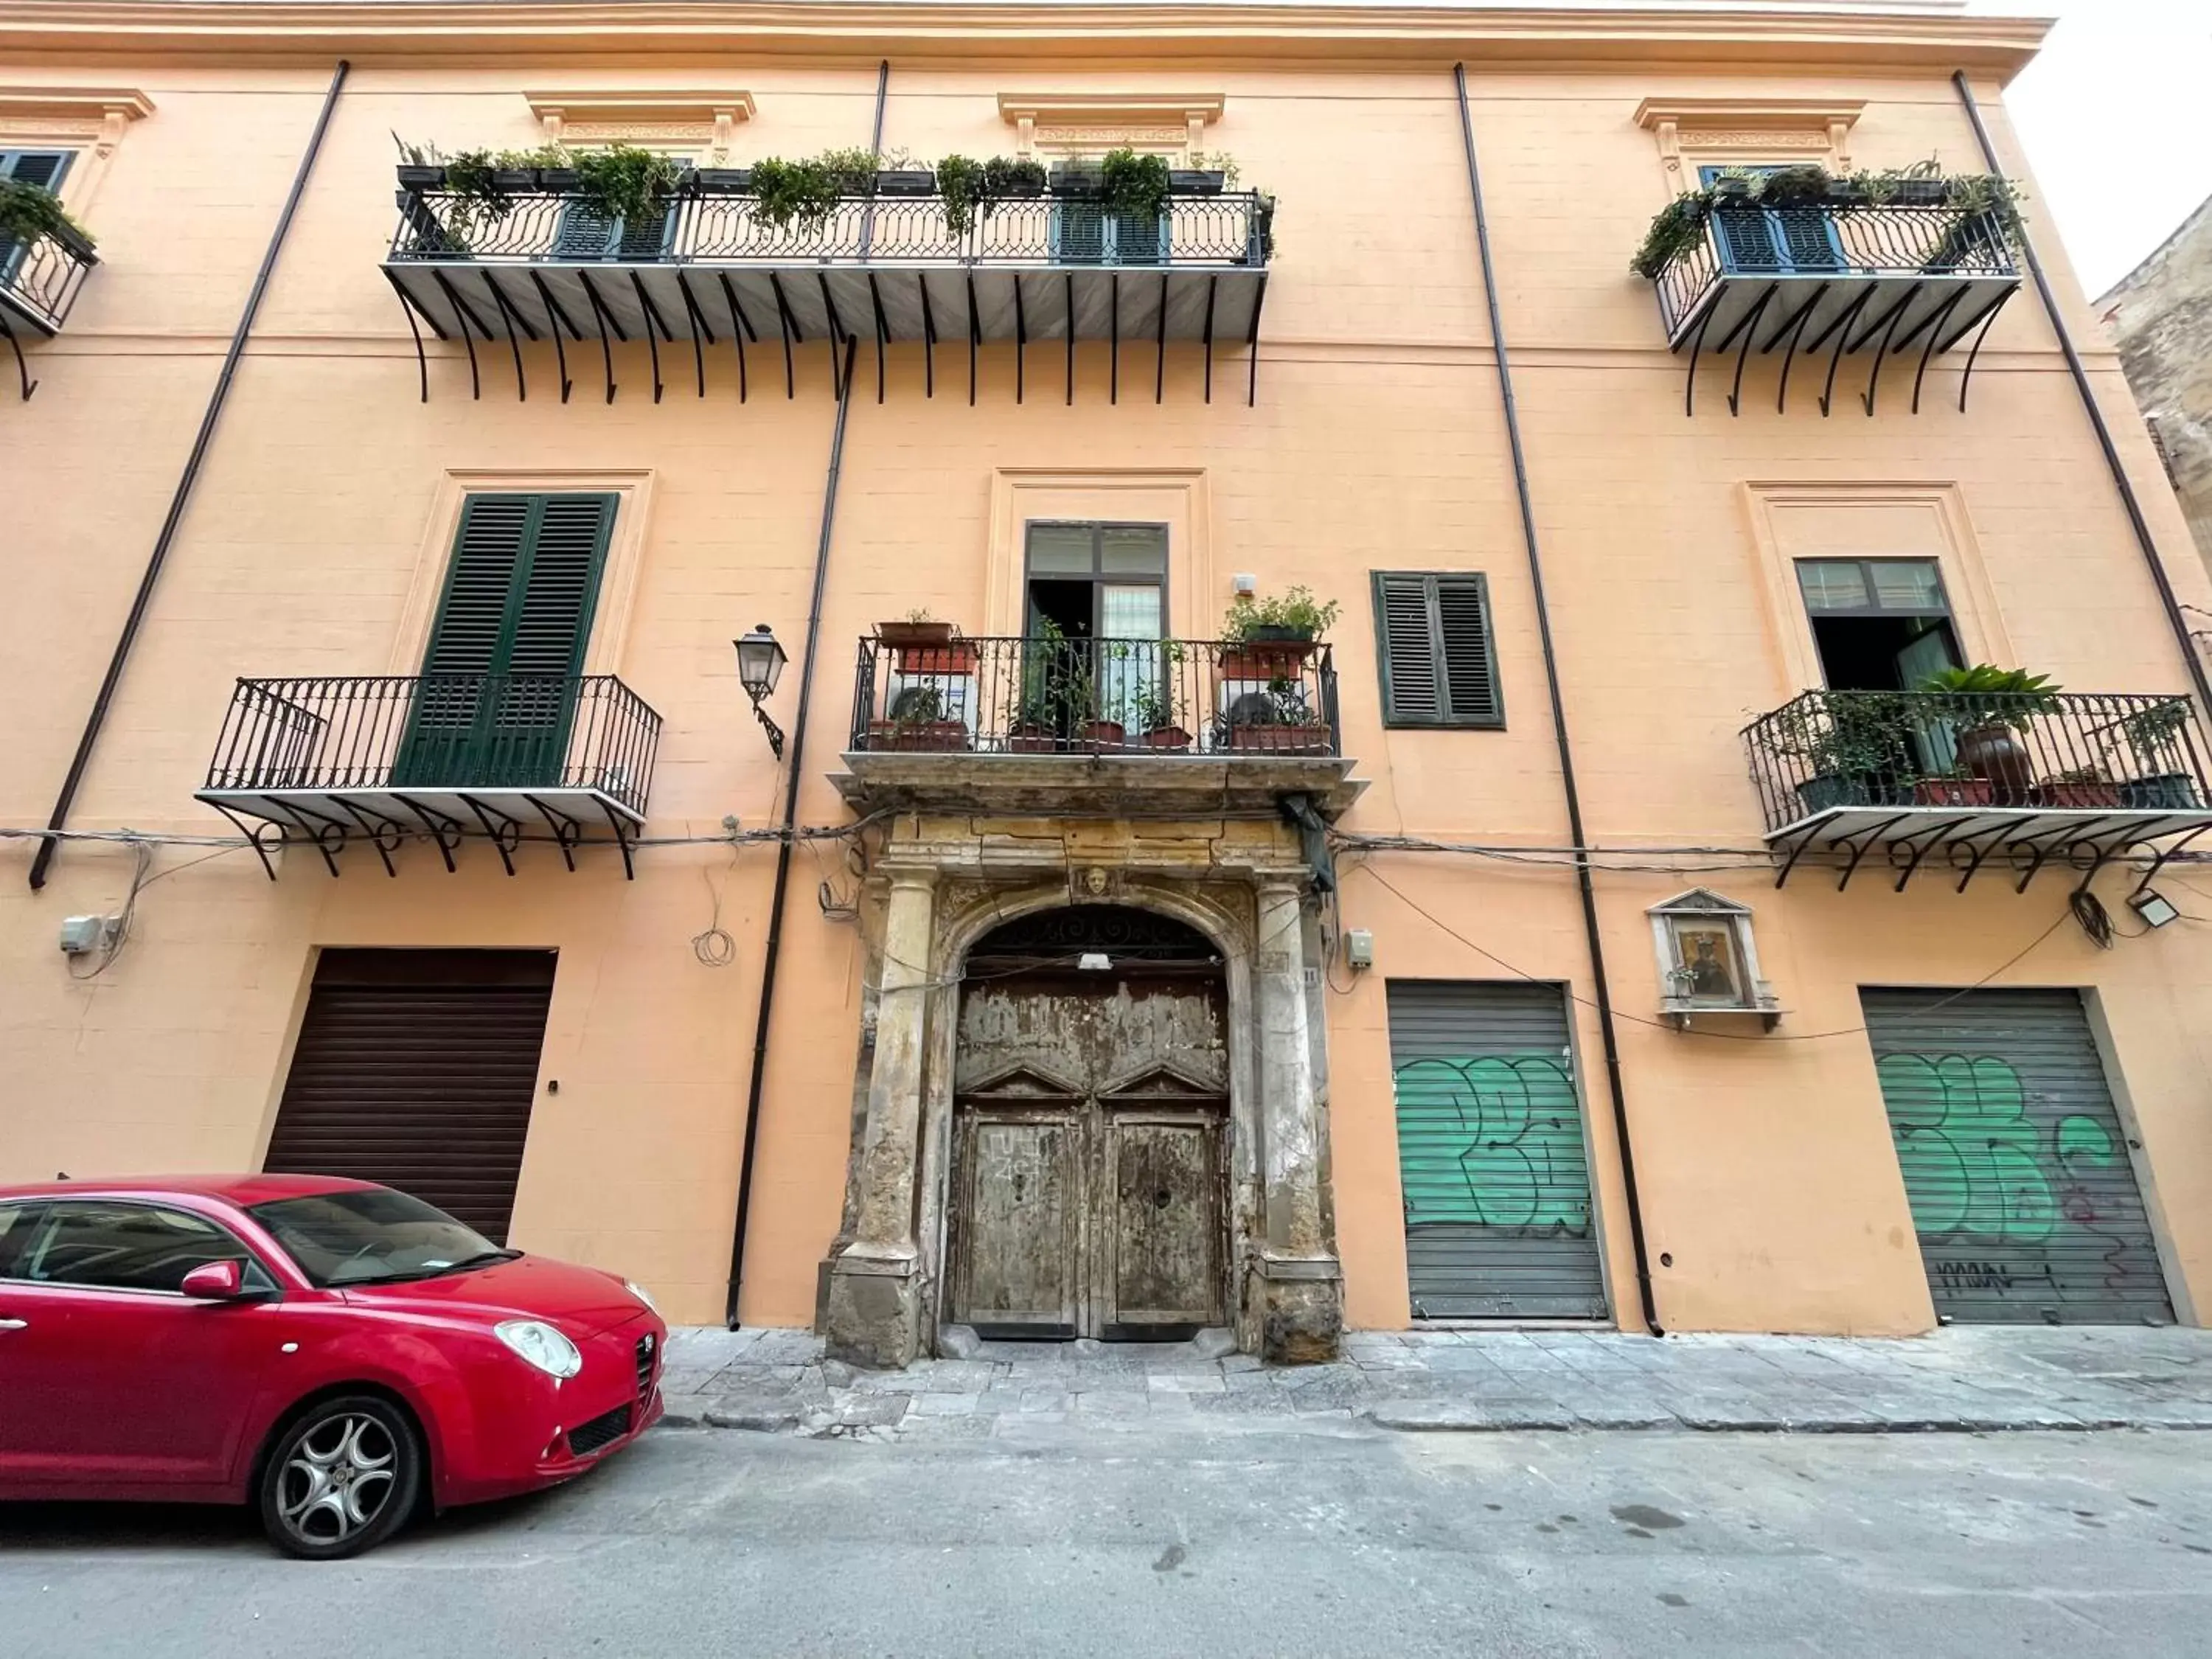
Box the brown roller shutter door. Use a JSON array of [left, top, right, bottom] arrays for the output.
[[263, 950, 557, 1243]]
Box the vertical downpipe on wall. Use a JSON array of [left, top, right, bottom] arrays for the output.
[[724, 62, 888, 1328], [28, 61, 352, 891], [1452, 63, 1663, 1335], [1952, 70, 2212, 717]]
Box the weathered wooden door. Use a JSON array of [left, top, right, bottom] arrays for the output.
[[949, 970, 1228, 1340]]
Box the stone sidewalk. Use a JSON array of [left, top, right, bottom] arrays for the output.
[[655, 1324, 2212, 1440]]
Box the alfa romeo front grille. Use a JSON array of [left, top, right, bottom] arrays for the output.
[[635, 1332, 657, 1397], [568, 1403, 632, 1457]]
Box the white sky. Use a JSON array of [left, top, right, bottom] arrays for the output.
[[1968, 0, 2212, 296]]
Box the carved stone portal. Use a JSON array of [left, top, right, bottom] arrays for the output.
[[819, 817, 1342, 1368]]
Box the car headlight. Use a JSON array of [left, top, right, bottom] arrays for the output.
[[623, 1279, 659, 1315], [495, 1319, 582, 1379]]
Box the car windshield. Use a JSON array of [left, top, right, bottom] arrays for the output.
[[249, 1189, 517, 1287]]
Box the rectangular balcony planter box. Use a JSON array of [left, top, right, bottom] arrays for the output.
[[1228, 725, 1329, 754], [875, 169, 936, 196], [694, 168, 753, 194], [1220, 639, 1315, 681], [2032, 780, 2124, 809], [1008, 724, 1058, 754], [1050, 167, 1102, 198], [1082, 720, 1128, 750], [2120, 773, 2202, 810], [876, 619, 956, 650], [397, 164, 447, 189], [1168, 169, 1225, 195], [897, 643, 979, 675], [1141, 726, 1193, 752], [492, 168, 537, 192], [538, 168, 580, 191], [867, 720, 969, 753]]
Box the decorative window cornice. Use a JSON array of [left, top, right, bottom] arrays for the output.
[[524, 89, 755, 151], [0, 86, 154, 150], [997, 91, 1223, 156], [1635, 97, 1863, 184]]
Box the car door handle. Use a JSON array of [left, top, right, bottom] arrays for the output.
[[0, 1318, 26, 1332]]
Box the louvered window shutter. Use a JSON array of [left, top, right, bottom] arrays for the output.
[[1051, 203, 1107, 264], [1374, 571, 1503, 728], [0, 150, 72, 191]]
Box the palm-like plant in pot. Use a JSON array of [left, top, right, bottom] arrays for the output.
[[1917, 664, 2062, 801]]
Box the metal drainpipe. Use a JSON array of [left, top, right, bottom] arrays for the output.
[[723, 62, 887, 1329], [29, 61, 352, 891], [1453, 63, 1663, 1336], [1952, 71, 2212, 719]]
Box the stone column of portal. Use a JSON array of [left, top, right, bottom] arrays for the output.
[[822, 863, 939, 1368], [1252, 872, 1343, 1363]]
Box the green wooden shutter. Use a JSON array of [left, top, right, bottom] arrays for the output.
[[396, 493, 617, 789], [1374, 571, 1503, 728], [1051, 203, 1107, 264]]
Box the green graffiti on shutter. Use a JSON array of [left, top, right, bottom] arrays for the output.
[[1879, 1053, 2124, 1246], [1393, 1054, 1590, 1236]]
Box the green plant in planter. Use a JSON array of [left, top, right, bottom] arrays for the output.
[[0, 176, 91, 251], [1754, 164, 1832, 207], [2119, 698, 2193, 769], [750, 147, 882, 232], [571, 145, 681, 223], [1768, 692, 1917, 799], [1220, 585, 1342, 644], [887, 684, 946, 725], [1917, 664, 2062, 728], [936, 154, 987, 236], [1099, 147, 1172, 221], [1630, 193, 1714, 280]]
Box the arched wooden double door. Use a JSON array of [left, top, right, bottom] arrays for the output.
[[948, 917, 1229, 1341]]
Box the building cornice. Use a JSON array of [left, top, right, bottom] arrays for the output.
[[0, 4, 2053, 77]]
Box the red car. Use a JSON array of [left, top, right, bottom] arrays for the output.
[[0, 1174, 665, 1558]]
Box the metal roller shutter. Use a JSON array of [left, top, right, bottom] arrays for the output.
[[1862, 988, 2172, 1325], [263, 950, 557, 1243], [1387, 981, 1608, 1321]]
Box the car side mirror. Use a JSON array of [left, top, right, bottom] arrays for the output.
[[180, 1259, 248, 1301]]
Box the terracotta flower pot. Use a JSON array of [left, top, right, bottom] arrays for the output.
[[1914, 778, 1994, 807], [1229, 724, 1328, 754], [1958, 722, 2033, 794], [2032, 780, 2124, 809], [898, 643, 979, 675], [876, 620, 956, 650], [1141, 726, 1193, 751], [1008, 723, 1057, 754], [1082, 720, 1127, 749]]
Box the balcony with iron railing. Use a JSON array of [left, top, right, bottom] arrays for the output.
[[1, 220, 97, 398], [832, 633, 1360, 817], [1742, 689, 2212, 889], [380, 171, 1273, 404], [1645, 189, 2023, 417], [194, 674, 662, 878]]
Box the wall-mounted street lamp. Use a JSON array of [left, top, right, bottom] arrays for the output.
[[734, 625, 789, 759]]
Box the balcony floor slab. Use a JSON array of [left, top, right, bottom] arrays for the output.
[[832, 752, 1365, 820]]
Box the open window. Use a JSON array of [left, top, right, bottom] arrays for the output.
[[1795, 557, 1961, 692], [1023, 521, 1167, 734]]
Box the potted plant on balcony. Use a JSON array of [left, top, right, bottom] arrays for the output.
[[1917, 664, 2062, 803], [1222, 680, 1329, 754], [869, 684, 969, 753], [2116, 698, 2202, 810], [872, 146, 936, 197], [2032, 765, 2124, 810], [935, 155, 1050, 237], [1100, 147, 1172, 223], [876, 609, 958, 653], [0, 173, 93, 254], [1769, 692, 1916, 813], [571, 144, 684, 225], [1169, 150, 1236, 196], [1220, 586, 1340, 680], [1130, 650, 1192, 751], [393, 136, 448, 189]]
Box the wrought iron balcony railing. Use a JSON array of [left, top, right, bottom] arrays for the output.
[[1745, 689, 2212, 838], [380, 177, 1274, 406], [1650, 198, 2023, 417], [388, 184, 1271, 272], [1654, 201, 2019, 341], [1, 221, 97, 398], [203, 674, 660, 812], [848, 635, 1340, 759], [1, 220, 95, 333]]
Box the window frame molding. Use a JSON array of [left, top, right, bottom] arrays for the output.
[[391, 469, 653, 678], [1371, 568, 1506, 731], [0, 87, 154, 227]]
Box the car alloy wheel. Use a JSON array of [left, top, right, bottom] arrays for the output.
[[259, 1395, 421, 1559]]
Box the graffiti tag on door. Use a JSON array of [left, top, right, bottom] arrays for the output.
[[1879, 1051, 2120, 1244], [1394, 1054, 1591, 1236]]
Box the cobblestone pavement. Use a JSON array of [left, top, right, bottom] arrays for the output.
[[657, 1324, 2212, 1439]]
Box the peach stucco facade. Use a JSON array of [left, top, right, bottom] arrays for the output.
[[5, 1, 2211, 1346]]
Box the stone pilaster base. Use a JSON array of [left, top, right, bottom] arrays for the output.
[[1255, 1255, 1343, 1364], [821, 1250, 923, 1370]]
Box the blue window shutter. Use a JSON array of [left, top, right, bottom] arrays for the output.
[[0, 150, 72, 191], [1051, 203, 1107, 264]]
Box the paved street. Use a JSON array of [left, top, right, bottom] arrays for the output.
[[6, 1421, 2212, 1656], [663, 1324, 2212, 1436]]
